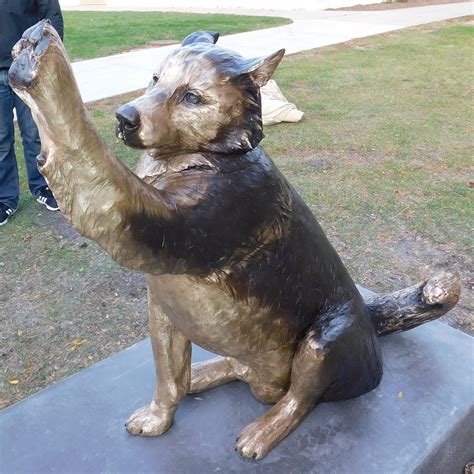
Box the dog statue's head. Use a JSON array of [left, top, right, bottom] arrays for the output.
[[115, 31, 285, 157]]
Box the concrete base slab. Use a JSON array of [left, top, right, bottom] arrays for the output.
[[0, 310, 472, 473]]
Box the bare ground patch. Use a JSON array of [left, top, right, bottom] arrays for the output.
[[0, 211, 148, 409], [332, 224, 473, 335]]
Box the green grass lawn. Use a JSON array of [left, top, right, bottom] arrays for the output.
[[1, 18, 473, 407], [266, 19, 473, 253], [63, 11, 289, 60]]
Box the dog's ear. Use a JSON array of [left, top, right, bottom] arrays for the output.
[[238, 49, 285, 87], [181, 31, 219, 46]]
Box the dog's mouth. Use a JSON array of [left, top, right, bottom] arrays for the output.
[[115, 121, 147, 149], [115, 103, 147, 148]]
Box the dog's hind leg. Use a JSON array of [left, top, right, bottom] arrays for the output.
[[189, 357, 281, 400], [126, 282, 191, 436], [189, 356, 241, 393], [236, 302, 382, 460], [190, 347, 293, 404]]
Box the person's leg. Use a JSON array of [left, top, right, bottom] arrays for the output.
[[13, 90, 47, 197], [0, 70, 20, 210], [14, 92, 58, 210]]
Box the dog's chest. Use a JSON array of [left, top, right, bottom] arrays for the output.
[[147, 273, 293, 358]]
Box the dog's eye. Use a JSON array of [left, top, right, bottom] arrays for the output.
[[151, 74, 159, 85], [183, 92, 201, 105]]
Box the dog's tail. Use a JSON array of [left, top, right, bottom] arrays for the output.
[[362, 272, 461, 336]]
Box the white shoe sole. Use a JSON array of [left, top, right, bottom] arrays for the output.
[[36, 197, 59, 211]]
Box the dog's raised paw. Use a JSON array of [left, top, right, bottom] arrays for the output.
[[125, 404, 173, 436], [9, 20, 56, 90]]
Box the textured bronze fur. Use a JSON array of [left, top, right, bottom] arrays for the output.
[[9, 21, 460, 460]]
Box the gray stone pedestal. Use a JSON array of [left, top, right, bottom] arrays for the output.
[[0, 320, 472, 473]]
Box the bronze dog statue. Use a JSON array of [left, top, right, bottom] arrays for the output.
[[9, 21, 460, 460]]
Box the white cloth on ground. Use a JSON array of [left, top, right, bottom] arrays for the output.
[[261, 79, 304, 126]]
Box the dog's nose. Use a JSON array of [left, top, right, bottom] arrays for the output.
[[116, 104, 140, 131]]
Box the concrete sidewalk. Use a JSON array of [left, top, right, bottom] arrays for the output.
[[70, 2, 473, 103], [61, 0, 383, 12]]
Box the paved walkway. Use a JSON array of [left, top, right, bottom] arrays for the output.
[[70, 2, 473, 103], [61, 0, 383, 13]]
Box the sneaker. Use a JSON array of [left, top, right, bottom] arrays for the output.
[[0, 203, 17, 225], [36, 186, 59, 211]]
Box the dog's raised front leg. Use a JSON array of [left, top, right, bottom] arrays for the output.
[[125, 280, 191, 436]]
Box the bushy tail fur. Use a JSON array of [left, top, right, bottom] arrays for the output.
[[363, 272, 461, 336]]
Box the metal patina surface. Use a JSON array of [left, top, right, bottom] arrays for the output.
[[8, 21, 460, 460]]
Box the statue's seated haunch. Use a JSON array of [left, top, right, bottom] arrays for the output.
[[9, 21, 460, 460]]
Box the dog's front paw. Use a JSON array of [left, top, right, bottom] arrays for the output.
[[235, 418, 276, 460], [125, 404, 173, 436]]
